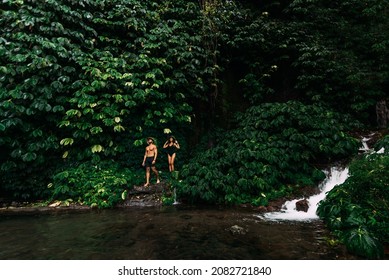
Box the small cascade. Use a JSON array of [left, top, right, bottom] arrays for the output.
[[359, 137, 371, 153], [171, 171, 180, 205], [172, 187, 180, 205], [262, 135, 374, 221], [263, 166, 349, 221]]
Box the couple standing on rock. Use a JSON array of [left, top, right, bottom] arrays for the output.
[[141, 136, 180, 187]]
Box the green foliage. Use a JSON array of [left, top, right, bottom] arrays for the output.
[[282, 0, 389, 118], [178, 101, 361, 204], [345, 227, 383, 260], [1, 0, 388, 217], [220, 0, 389, 123], [49, 160, 139, 208], [161, 190, 176, 206], [317, 153, 389, 259], [0, 0, 212, 196]]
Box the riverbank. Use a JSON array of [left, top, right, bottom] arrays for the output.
[[1, 130, 383, 215], [0, 182, 320, 216]]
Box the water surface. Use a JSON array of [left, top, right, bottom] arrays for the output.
[[0, 206, 357, 260]]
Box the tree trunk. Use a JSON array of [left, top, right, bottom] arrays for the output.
[[376, 99, 389, 128]]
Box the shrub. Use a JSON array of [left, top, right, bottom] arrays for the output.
[[49, 160, 141, 208], [317, 152, 389, 259], [178, 101, 361, 205]]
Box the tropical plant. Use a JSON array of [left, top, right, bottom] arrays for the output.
[[49, 160, 139, 208], [0, 0, 211, 198], [178, 101, 361, 205], [317, 151, 389, 259], [281, 0, 389, 120], [1, 0, 388, 213]]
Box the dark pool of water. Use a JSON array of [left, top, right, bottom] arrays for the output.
[[0, 206, 359, 260]]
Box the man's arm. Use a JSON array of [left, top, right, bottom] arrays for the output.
[[142, 149, 147, 165], [153, 146, 158, 162]]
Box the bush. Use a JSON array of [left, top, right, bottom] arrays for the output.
[[317, 152, 389, 259], [0, 0, 206, 198], [49, 160, 141, 208], [178, 101, 361, 205]]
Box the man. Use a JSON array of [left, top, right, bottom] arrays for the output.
[[142, 137, 160, 187]]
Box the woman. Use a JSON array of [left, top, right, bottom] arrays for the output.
[[163, 136, 180, 172]]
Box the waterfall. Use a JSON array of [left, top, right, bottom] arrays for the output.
[[261, 135, 375, 221], [359, 137, 371, 153], [263, 166, 349, 221], [172, 187, 180, 205]]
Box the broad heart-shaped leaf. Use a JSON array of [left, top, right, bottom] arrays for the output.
[[90, 126, 103, 134], [21, 152, 37, 162], [91, 145, 104, 153], [113, 125, 125, 132], [121, 190, 128, 200], [60, 138, 74, 146]]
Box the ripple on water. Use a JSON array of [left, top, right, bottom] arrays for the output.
[[0, 207, 359, 259]]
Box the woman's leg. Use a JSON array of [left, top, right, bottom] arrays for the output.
[[170, 153, 176, 172], [167, 154, 173, 172]]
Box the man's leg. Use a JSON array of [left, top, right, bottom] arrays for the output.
[[151, 166, 160, 183], [145, 167, 150, 186]]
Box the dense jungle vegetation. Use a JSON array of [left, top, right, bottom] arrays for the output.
[[1, 0, 388, 258]]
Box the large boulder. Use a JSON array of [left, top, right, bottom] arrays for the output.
[[120, 182, 173, 207], [295, 199, 309, 212]]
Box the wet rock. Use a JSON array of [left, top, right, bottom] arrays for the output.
[[0, 205, 91, 216], [296, 199, 309, 212], [128, 184, 168, 195], [228, 225, 248, 235], [119, 182, 172, 207], [257, 206, 267, 213], [122, 193, 162, 207], [11, 201, 19, 207], [49, 201, 61, 207]]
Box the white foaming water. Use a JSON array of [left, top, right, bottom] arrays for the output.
[[376, 147, 385, 154], [262, 135, 377, 221], [359, 137, 371, 153], [172, 187, 180, 205], [262, 166, 349, 221]]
